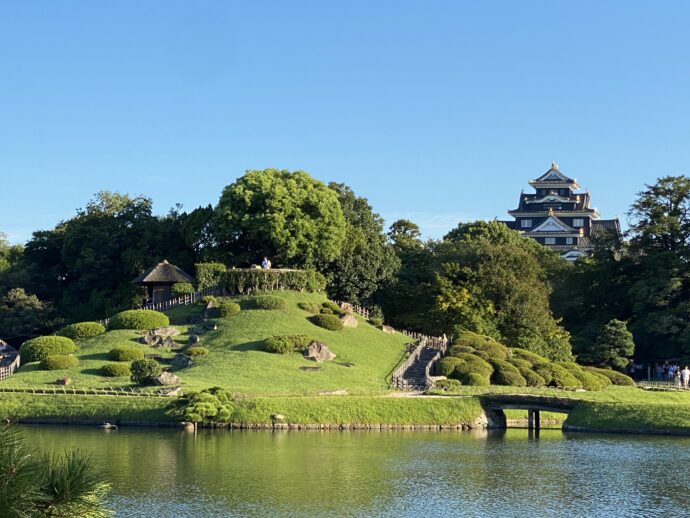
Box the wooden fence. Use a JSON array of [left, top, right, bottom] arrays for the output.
[[0, 386, 179, 397], [0, 354, 20, 382], [142, 285, 221, 312]]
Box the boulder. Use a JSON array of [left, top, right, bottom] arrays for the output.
[[161, 336, 177, 349], [140, 331, 161, 346], [188, 334, 200, 344], [381, 325, 396, 334], [153, 326, 180, 337], [339, 313, 358, 328], [339, 302, 354, 315], [173, 353, 193, 367], [56, 377, 71, 386], [154, 371, 181, 386], [304, 342, 336, 363]]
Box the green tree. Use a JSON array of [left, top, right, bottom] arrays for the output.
[[130, 358, 162, 386], [0, 288, 58, 339], [214, 169, 346, 269], [167, 387, 238, 424], [388, 219, 423, 252], [323, 183, 399, 303], [580, 319, 635, 369]]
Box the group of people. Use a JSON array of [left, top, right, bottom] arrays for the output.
[[657, 363, 690, 388]]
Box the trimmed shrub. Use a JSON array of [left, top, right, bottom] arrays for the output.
[[322, 301, 341, 313], [263, 335, 316, 354], [109, 346, 145, 362], [101, 362, 132, 377], [225, 268, 326, 294], [518, 367, 546, 387], [171, 282, 195, 297], [557, 362, 609, 391], [586, 367, 635, 386], [507, 357, 533, 370], [473, 350, 491, 361], [19, 336, 77, 364], [130, 358, 163, 386], [368, 305, 384, 327], [40, 355, 79, 370], [587, 370, 613, 387], [186, 346, 209, 358], [310, 314, 343, 331], [298, 302, 321, 314], [56, 322, 106, 341], [452, 353, 494, 377], [448, 345, 475, 356], [454, 331, 509, 360], [218, 301, 241, 317], [490, 359, 527, 387], [320, 307, 334, 315], [435, 379, 461, 391], [195, 262, 227, 290], [109, 309, 169, 330], [476, 342, 510, 360], [254, 295, 288, 310], [436, 357, 464, 377], [510, 348, 550, 366], [200, 295, 217, 307], [533, 363, 582, 389], [462, 372, 491, 386]]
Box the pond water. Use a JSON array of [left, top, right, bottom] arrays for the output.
[[20, 425, 690, 517]]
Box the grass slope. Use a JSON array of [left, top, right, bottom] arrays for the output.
[[4, 292, 410, 396]]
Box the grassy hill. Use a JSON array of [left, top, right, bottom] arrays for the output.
[[4, 291, 411, 396]]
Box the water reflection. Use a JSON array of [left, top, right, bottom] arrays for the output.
[[20, 426, 690, 517]]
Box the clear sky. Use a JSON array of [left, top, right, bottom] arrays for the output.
[[2, 1, 689, 244]]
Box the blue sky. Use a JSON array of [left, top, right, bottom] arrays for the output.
[[2, 1, 689, 243]]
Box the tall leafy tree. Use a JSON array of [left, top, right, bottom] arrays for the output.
[[214, 169, 346, 269], [0, 288, 58, 340], [580, 319, 635, 369], [323, 183, 399, 303]]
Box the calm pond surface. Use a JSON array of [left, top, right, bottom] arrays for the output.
[[21, 425, 690, 517]]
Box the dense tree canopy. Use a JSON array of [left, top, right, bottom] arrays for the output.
[[323, 183, 399, 303], [580, 319, 635, 369], [214, 169, 346, 269], [0, 288, 58, 340]]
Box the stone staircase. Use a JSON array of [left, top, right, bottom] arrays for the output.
[[398, 346, 443, 390]]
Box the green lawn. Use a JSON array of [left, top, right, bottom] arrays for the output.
[[5, 291, 411, 396]]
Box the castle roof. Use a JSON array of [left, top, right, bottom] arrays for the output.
[[529, 162, 580, 188]]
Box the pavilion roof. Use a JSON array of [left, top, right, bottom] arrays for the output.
[[132, 260, 195, 285]]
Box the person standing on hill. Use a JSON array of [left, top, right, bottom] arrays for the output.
[[682, 366, 690, 389], [261, 256, 272, 269]]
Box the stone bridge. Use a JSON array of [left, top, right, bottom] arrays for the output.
[[481, 394, 577, 430]]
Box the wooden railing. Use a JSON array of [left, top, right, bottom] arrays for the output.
[[0, 354, 20, 381], [390, 341, 426, 390], [0, 385, 179, 397], [424, 339, 449, 388], [142, 285, 221, 312]]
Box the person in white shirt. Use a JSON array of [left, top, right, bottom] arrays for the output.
[[681, 366, 690, 389]]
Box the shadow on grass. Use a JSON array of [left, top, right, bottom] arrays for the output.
[[80, 352, 110, 361], [81, 368, 107, 376], [232, 340, 264, 352]]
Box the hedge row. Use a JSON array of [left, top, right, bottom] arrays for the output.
[[225, 268, 326, 294]]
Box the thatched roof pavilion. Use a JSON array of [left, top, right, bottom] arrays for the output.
[[133, 260, 195, 304]]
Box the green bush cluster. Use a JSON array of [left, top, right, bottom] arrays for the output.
[[322, 301, 341, 313], [171, 282, 195, 296], [368, 305, 384, 327], [320, 307, 334, 315], [55, 322, 106, 341], [195, 262, 227, 290], [263, 335, 316, 354], [40, 354, 79, 370], [218, 301, 241, 317], [130, 358, 162, 386], [586, 366, 635, 386], [186, 346, 209, 357], [225, 268, 326, 294], [253, 295, 288, 310], [19, 336, 77, 364], [109, 309, 169, 330], [490, 359, 527, 387], [532, 363, 582, 389], [200, 295, 217, 307], [109, 346, 145, 362], [310, 314, 343, 331], [101, 362, 132, 377], [298, 302, 321, 314], [434, 379, 461, 391]]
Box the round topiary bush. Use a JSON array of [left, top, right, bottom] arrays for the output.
[[585, 367, 635, 386], [320, 307, 334, 315], [507, 357, 533, 370], [109, 346, 145, 362], [263, 335, 316, 354], [509, 348, 550, 366], [171, 282, 195, 297], [322, 301, 341, 313], [298, 302, 320, 314], [490, 359, 527, 387], [518, 367, 546, 387], [56, 322, 106, 341], [108, 309, 169, 330], [218, 301, 241, 317], [436, 357, 464, 377], [533, 363, 582, 389], [461, 372, 491, 386], [40, 354, 79, 370], [254, 295, 288, 310], [448, 344, 475, 356], [101, 362, 132, 377], [435, 379, 462, 391], [186, 346, 209, 358], [19, 336, 77, 364], [130, 358, 162, 386], [452, 353, 494, 377], [475, 341, 510, 360], [310, 314, 343, 331]]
